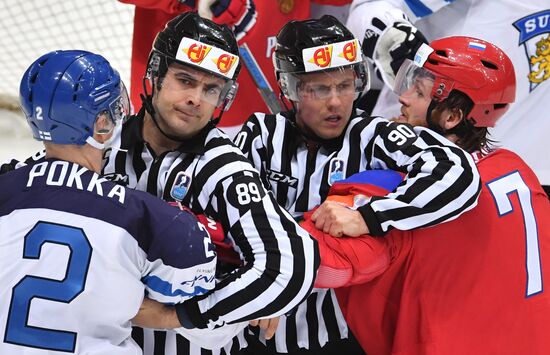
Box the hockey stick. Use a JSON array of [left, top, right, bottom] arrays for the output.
[[239, 43, 284, 114]]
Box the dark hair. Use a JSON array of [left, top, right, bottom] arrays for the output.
[[434, 90, 497, 153]]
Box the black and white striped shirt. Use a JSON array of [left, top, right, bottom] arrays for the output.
[[101, 110, 320, 355], [233, 109, 481, 352]]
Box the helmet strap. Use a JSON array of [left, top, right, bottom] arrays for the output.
[[85, 136, 105, 150], [140, 72, 187, 142]]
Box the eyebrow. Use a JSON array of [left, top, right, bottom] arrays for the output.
[[173, 71, 198, 81]]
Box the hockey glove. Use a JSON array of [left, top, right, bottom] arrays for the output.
[[362, 14, 427, 88], [199, 0, 257, 41]]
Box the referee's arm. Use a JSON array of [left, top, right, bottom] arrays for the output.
[[358, 120, 481, 236], [175, 166, 319, 330]]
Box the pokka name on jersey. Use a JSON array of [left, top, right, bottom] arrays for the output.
[[26, 161, 126, 204]]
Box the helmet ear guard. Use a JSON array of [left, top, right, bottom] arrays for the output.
[[218, 81, 239, 111]]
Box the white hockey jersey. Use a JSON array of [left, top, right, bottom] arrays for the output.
[[0, 160, 217, 354], [347, 0, 550, 184]]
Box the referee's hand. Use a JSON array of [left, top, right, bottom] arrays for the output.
[[249, 316, 280, 340], [310, 200, 370, 238]]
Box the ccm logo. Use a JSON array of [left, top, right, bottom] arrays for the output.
[[267, 170, 298, 188]]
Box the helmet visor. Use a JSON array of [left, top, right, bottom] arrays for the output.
[[393, 59, 436, 98], [96, 82, 130, 135], [162, 65, 237, 110], [280, 60, 369, 102]]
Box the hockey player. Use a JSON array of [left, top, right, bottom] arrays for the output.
[[308, 36, 550, 354], [235, 16, 482, 355], [346, 0, 550, 195], [0, 50, 217, 354], [0, 12, 319, 355]]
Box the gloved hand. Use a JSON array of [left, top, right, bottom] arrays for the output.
[[361, 12, 427, 88], [167, 201, 242, 266], [199, 0, 257, 41]]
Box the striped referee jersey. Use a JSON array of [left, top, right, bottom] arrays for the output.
[[233, 109, 482, 352], [101, 109, 320, 355]]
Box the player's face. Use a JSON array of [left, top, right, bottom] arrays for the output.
[[152, 63, 226, 139], [396, 75, 434, 128], [295, 69, 355, 140]]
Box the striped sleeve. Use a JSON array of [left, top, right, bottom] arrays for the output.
[[356, 118, 481, 235], [234, 113, 269, 179], [177, 136, 319, 329]]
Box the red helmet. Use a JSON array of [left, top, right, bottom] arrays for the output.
[[421, 36, 516, 127]]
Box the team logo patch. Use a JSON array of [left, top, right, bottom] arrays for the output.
[[170, 171, 192, 202], [328, 158, 345, 186], [303, 39, 362, 72], [513, 10, 550, 92], [278, 0, 294, 14], [176, 37, 240, 79]]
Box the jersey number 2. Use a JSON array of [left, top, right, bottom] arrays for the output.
[[4, 222, 92, 352], [487, 171, 543, 297]]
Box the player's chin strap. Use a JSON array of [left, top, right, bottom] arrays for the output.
[[86, 136, 106, 150]]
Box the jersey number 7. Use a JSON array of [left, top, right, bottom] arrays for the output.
[[487, 171, 543, 297]]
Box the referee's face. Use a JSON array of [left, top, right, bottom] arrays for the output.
[[153, 63, 224, 139], [295, 69, 355, 140]]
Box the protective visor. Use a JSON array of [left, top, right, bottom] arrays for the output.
[[394, 59, 457, 102], [279, 61, 370, 102], [95, 82, 130, 135], [162, 66, 238, 111]]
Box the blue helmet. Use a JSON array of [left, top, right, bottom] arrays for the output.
[[19, 50, 129, 145]]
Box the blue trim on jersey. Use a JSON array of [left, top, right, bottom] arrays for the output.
[[340, 170, 403, 192], [143, 275, 213, 297], [404, 0, 433, 18], [0, 160, 211, 269]]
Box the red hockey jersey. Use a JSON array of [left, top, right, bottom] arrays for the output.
[[307, 149, 550, 355]]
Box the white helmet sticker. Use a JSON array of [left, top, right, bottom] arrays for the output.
[[413, 43, 434, 67], [302, 39, 362, 72], [175, 37, 240, 79]]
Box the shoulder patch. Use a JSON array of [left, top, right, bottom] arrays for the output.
[[171, 171, 193, 202]]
